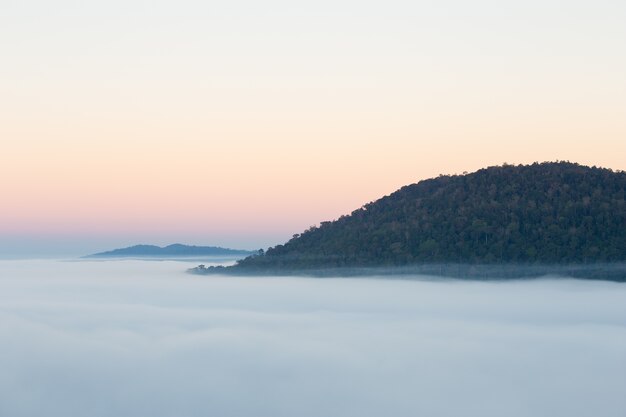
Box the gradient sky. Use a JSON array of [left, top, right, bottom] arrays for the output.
[[1, 0, 625, 256]]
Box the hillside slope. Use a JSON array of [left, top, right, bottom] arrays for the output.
[[235, 162, 625, 269]]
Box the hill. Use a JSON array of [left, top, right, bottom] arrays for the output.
[[225, 162, 625, 273], [85, 244, 252, 258]]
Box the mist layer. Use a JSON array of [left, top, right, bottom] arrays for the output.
[[1, 260, 625, 417]]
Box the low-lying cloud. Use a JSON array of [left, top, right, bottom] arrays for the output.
[[1, 259, 625, 417]]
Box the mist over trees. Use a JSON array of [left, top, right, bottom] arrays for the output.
[[236, 162, 625, 269]]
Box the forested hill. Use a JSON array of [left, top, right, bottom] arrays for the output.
[[234, 162, 625, 269]]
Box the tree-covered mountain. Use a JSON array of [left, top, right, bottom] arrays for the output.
[[232, 162, 624, 270], [85, 244, 252, 258]]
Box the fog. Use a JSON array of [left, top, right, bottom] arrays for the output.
[[1, 260, 625, 417]]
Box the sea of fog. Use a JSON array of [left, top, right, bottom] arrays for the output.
[[1, 259, 625, 417]]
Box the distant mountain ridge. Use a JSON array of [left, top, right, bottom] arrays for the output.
[[194, 162, 625, 277], [85, 244, 253, 258]]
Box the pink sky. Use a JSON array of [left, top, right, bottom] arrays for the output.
[[1, 0, 625, 254]]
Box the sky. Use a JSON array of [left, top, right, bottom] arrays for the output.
[[1, 0, 625, 255], [1, 259, 625, 417]]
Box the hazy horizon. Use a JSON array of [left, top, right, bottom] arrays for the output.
[[2, 161, 624, 258], [0, 236, 267, 259]]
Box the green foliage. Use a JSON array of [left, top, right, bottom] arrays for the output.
[[236, 162, 626, 269]]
